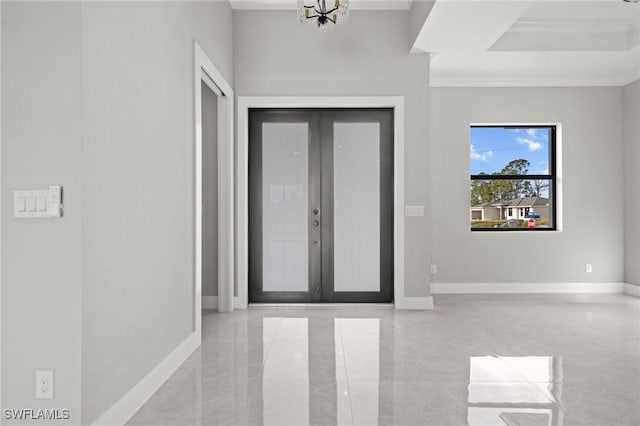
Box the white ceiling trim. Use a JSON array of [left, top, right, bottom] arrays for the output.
[[414, 1, 531, 52], [429, 46, 640, 88], [490, 17, 637, 51], [430, 71, 640, 88], [629, 16, 640, 48], [229, 0, 412, 10], [509, 19, 635, 35]]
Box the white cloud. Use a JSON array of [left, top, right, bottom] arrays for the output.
[[517, 137, 542, 151], [470, 143, 493, 162], [526, 129, 538, 138]]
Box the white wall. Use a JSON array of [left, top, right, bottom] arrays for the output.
[[1, 2, 83, 423], [234, 10, 432, 297], [624, 80, 640, 286], [80, 2, 233, 423], [430, 87, 625, 285]]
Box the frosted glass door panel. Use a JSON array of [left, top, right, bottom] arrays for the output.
[[333, 123, 380, 292], [262, 123, 309, 292]]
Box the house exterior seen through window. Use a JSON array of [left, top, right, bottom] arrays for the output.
[[470, 125, 556, 231]]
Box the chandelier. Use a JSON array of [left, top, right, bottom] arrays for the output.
[[298, 0, 349, 32]]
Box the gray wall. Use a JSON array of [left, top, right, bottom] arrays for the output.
[[1, 1, 233, 423], [624, 80, 640, 286], [234, 10, 432, 297], [1, 2, 83, 424], [430, 87, 625, 284], [202, 82, 218, 297], [81, 1, 233, 423]]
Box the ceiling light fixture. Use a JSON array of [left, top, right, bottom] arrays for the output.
[[298, 0, 349, 32]]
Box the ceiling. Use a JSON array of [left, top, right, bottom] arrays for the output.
[[230, 0, 640, 87], [229, 0, 412, 9], [415, 0, 640, 86]]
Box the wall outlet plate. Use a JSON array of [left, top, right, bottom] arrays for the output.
[[585, 263, 593, 273], [430, 264, 437, 274], [36, 371, 53, 399]]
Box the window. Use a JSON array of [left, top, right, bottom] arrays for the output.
[[470, 125, 556, 231]]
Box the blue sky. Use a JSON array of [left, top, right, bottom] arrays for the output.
[[470, 127, 550, 175]]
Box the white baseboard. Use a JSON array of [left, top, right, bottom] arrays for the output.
[[625, 283, 640, 297], [394, 296, 434, 310], [91, 331, 200, 426], [202, 295, 218, 309], [203, 295, 242, 310], [431, 282, 625, 294]]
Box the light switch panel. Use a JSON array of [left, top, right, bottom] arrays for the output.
[[405, 205, 424, 217], [14, 186, 63, 219]]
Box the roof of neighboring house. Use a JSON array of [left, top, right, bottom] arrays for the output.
[[491, 197, 550, 208], [470, 202, 496, 209]]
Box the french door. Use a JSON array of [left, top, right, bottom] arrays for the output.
[[249, 109, 393, 303]]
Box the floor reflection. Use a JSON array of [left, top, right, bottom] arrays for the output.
[[260, 319, 565, 426], [335, 318, 380, 426], [260, 318, 381, 426], [468, 356, 563, 426], [126, 295, 640, 426], [262, 318, 309, 425]]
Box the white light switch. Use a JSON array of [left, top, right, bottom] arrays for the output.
[[27, 196, 37, 212], [14, 186, 63, 219], [37, 196, 47, 212], [17, 196, 26, 212], [405, 205, 424, 217]]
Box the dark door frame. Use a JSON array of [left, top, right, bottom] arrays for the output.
[[248, 108, 394, 303]]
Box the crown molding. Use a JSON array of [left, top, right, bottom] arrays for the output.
[[620, 67, 640, 85], [629, 16, 640, 48], [430, 73, 638, 88], [509, 18, 634, 35]]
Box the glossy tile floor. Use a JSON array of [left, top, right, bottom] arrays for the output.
[[127, 294, 640, 426]]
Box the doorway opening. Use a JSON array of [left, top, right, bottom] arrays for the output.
[[201, 81, 219, 309], [193, 42, 234, 332], [248, 109, 394, 303]]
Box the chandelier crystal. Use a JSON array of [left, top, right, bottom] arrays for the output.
[[298, 0, 349, 32]]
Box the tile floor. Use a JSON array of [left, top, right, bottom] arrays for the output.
[[127, 294, 640, 425]]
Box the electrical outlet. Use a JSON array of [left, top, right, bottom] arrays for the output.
[[36, 371, 53, 399], [430, 264, 437, 274], [585, 263, 593, 273]]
